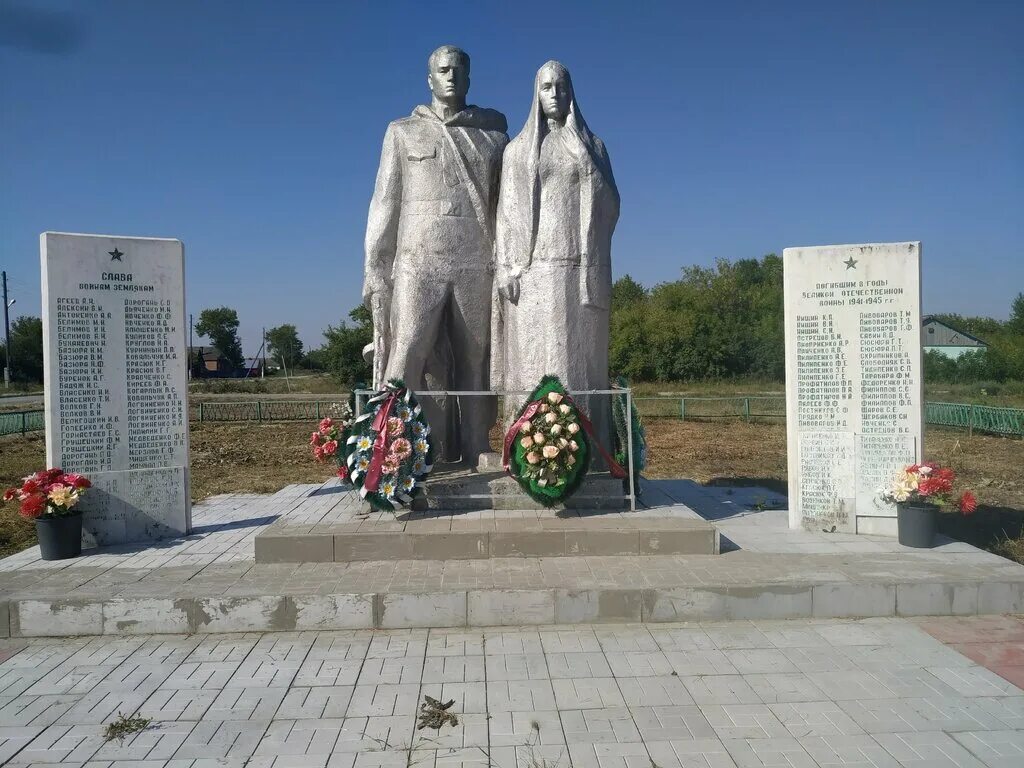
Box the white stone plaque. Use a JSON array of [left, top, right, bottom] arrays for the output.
[[41, 232, 190, 546], [784, 242, 922, 535]]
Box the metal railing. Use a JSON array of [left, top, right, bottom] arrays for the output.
[[352, 388, 637, 512], [0, 409, 45, 437], [633, 395, 786, 421], [189, 400, 347, 423], [925, 401, 1024, 437]]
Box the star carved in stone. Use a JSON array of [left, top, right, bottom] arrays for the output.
[[844, 256, 858, 270], [109, 248, 124, 261]]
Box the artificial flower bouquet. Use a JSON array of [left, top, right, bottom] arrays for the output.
[[880, 462, 977, 515], [3, 468, 92, 519], [310, 401, 354, 481]]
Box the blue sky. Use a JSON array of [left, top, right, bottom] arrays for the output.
[[2, 0, 1021, 352]]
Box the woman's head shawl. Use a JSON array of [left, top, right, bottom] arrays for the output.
[[498, 61, 617, 266]]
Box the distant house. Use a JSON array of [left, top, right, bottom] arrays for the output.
[[188, 346, 235, 377], [242, 357, 267, 377], [921, 316, 989, 359]]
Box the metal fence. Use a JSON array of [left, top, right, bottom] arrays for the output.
[[634, 396, 786, 421], [189, 400, 349, 423], [0, 409, 45, 437], [925, 401, 1024, 437], [4, 397, 1024, 438]]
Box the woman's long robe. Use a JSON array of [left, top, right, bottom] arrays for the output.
[[492, 62, 620, 453]]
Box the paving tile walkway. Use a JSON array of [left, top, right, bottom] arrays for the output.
[[0, 617, 1021, 766], [917, 615, 1024, 691]]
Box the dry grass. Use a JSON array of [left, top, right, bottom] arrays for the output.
[[0, 433, 46, 558], [188, 422, 338, 498], [2, 419, 1022, 561], [644, 418, 1024, 509], [645, 419, 789, 488], [991, 535, 1024, 564]]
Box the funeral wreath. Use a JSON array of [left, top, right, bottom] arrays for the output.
[[344, 380, 433, 512], [503, 375, 626, 506]]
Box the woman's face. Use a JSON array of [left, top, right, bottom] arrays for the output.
[[538, 68, 571, 121]]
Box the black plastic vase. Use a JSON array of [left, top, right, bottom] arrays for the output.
[[896, 501, 938, 548], [35, 510, 83, 560]]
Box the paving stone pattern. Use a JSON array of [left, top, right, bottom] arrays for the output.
[[0, 617, 1022, 766]]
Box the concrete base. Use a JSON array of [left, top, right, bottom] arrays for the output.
[[4, 557, 1023, 636], [256, 516, 718, 563], [857, 515, 898, 537], [5, 478, 1024, 637]]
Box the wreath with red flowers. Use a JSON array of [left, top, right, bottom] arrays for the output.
[[343, 380, 433, 512]]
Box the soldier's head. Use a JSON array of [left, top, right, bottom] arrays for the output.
[[427, 45, 470, 107]]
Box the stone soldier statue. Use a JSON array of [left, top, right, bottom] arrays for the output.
[[363, 45, 508, 464]]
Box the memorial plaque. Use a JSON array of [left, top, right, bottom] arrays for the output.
[[784, 242, 922, 535], [41, 232, 190, 546]]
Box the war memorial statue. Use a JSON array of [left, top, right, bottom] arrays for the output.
[[363, 45, 508, 466], [362, 48, 617, 473]]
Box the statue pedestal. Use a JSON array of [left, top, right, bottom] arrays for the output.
[[487, 475, 626, 511], [408, 453, 628, 513]]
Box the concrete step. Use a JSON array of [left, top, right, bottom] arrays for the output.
[[255, 517, 719, 563], [4, 551, 1023, 637]]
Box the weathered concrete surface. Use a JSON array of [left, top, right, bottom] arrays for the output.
[[2, 478, 1022, 636]]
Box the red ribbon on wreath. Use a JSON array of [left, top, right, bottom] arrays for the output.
[[502, 395, 627, 480], [502, 401, 542, 471], [364, 389, 400, 492]]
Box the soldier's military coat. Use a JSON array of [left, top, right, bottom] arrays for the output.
[[363, 104, 508, 460]]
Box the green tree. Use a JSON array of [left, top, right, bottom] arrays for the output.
[[931, 313, 1003, 340], [194, 307, 244, 370], [265, 324, 304, 371], [314, 305, 372, 386], [1008, 292, 1024, 335], [611, 275, 647, 312], [608, 255, 785, 382], [8, 316, 43, 383]]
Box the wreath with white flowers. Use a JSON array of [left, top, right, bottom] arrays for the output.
[[344, 380, 433, 512], [503, 376, 590, 506]]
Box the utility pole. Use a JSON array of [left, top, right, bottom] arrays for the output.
[[2, 271, 12, 388], [262, 327, 266, 379], [188, 313, 194, 380]]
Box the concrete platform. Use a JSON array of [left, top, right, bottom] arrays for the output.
[[253, 468, 717, 563], [0, 478, 1021, 637], [256, 517, 719, 562]]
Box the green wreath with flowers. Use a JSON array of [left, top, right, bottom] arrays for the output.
[[344, 380, 433, 512], [503, 376, 591, 506]]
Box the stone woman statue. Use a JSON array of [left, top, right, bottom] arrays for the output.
[[493, 61, 619, 423]]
